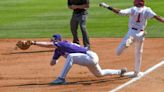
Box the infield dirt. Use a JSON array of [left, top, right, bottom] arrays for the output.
[[0, 38, 163, 92]]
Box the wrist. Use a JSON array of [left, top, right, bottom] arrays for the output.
[[107, 6, 113, 10]]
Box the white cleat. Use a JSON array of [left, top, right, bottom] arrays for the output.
[[123, 71, 144, 78], [133, 72, 144, 77], [126, 36, 134, 47]]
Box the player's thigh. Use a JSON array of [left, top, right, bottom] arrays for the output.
[[69, 53, 93, 66]]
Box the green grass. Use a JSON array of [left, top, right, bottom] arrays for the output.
[[0, 0, 164, 38]]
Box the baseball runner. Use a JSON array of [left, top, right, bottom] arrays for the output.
[[99, 0, 164, 77], [16, 34, 127, 84]]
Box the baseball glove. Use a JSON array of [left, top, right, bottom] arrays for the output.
[[16, 40, 33, 50]]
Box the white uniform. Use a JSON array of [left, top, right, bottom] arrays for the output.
[[59, 50, 122, 78], [116, 6, 156, 73]]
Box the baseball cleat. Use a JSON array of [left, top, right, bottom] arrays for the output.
[[120, 68, 128, 77], [123, 71, 144, 78], [132, 72, 144, 78], [50, 77, 66, 85]]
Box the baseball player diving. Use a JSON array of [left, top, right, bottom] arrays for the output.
[[16, 34, 127, 84], [99, 0, 164, 77]]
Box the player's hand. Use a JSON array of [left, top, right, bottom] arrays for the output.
[[50, 59, 58, 66], [99, 2, 109, 8]]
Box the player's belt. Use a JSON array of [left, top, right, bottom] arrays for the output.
[[132, 28, 143, 31]]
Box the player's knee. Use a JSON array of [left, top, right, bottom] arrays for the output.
[[94, 73, 103, 77], [116, 51, 121, 56], [67, 54, 72, 59], [92, 71, 104, 77], [66, 54, 74, 63], [116, 45, 126, 56]]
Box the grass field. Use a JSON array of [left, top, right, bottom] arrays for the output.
[[0, 0, 163, 38]]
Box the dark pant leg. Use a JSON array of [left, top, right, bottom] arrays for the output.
[[70, 14, 80, 44], [79, 14, 90, 48]]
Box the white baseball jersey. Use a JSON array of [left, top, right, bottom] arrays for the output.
[[119, 6, 157, 30]]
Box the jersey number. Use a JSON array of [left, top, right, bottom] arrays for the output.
[[136, 13, 141, 22]]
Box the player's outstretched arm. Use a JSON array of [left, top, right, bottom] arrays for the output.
[[32, 41, 56, 48], [99, 2, 120, 14], [154, 16, 164, 23]]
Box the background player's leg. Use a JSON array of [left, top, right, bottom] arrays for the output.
[[79, 14, 90, 48], [70, 14, 80, 44]]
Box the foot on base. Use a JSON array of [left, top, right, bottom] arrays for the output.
[[123, 71, 144, 78]]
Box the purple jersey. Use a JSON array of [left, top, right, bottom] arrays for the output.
[[53, 40, 88, 60]]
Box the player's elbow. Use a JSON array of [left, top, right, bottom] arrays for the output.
[[92, 71, 104, 77], [159, 18, 164, 23]]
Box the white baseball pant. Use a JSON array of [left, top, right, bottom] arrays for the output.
[[59, 51, 122, 78], [116, 28, 144, 73]]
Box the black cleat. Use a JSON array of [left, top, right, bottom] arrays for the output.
[[50, 77, 66, 85], [120, 68, 128, 77]]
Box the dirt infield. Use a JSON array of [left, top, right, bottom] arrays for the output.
[[120, 64, 164, 92], [0, 38, 163, 92]]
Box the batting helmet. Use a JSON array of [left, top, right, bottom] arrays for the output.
[[52, 34, 62, 41], [134, 0, 144, 7]]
